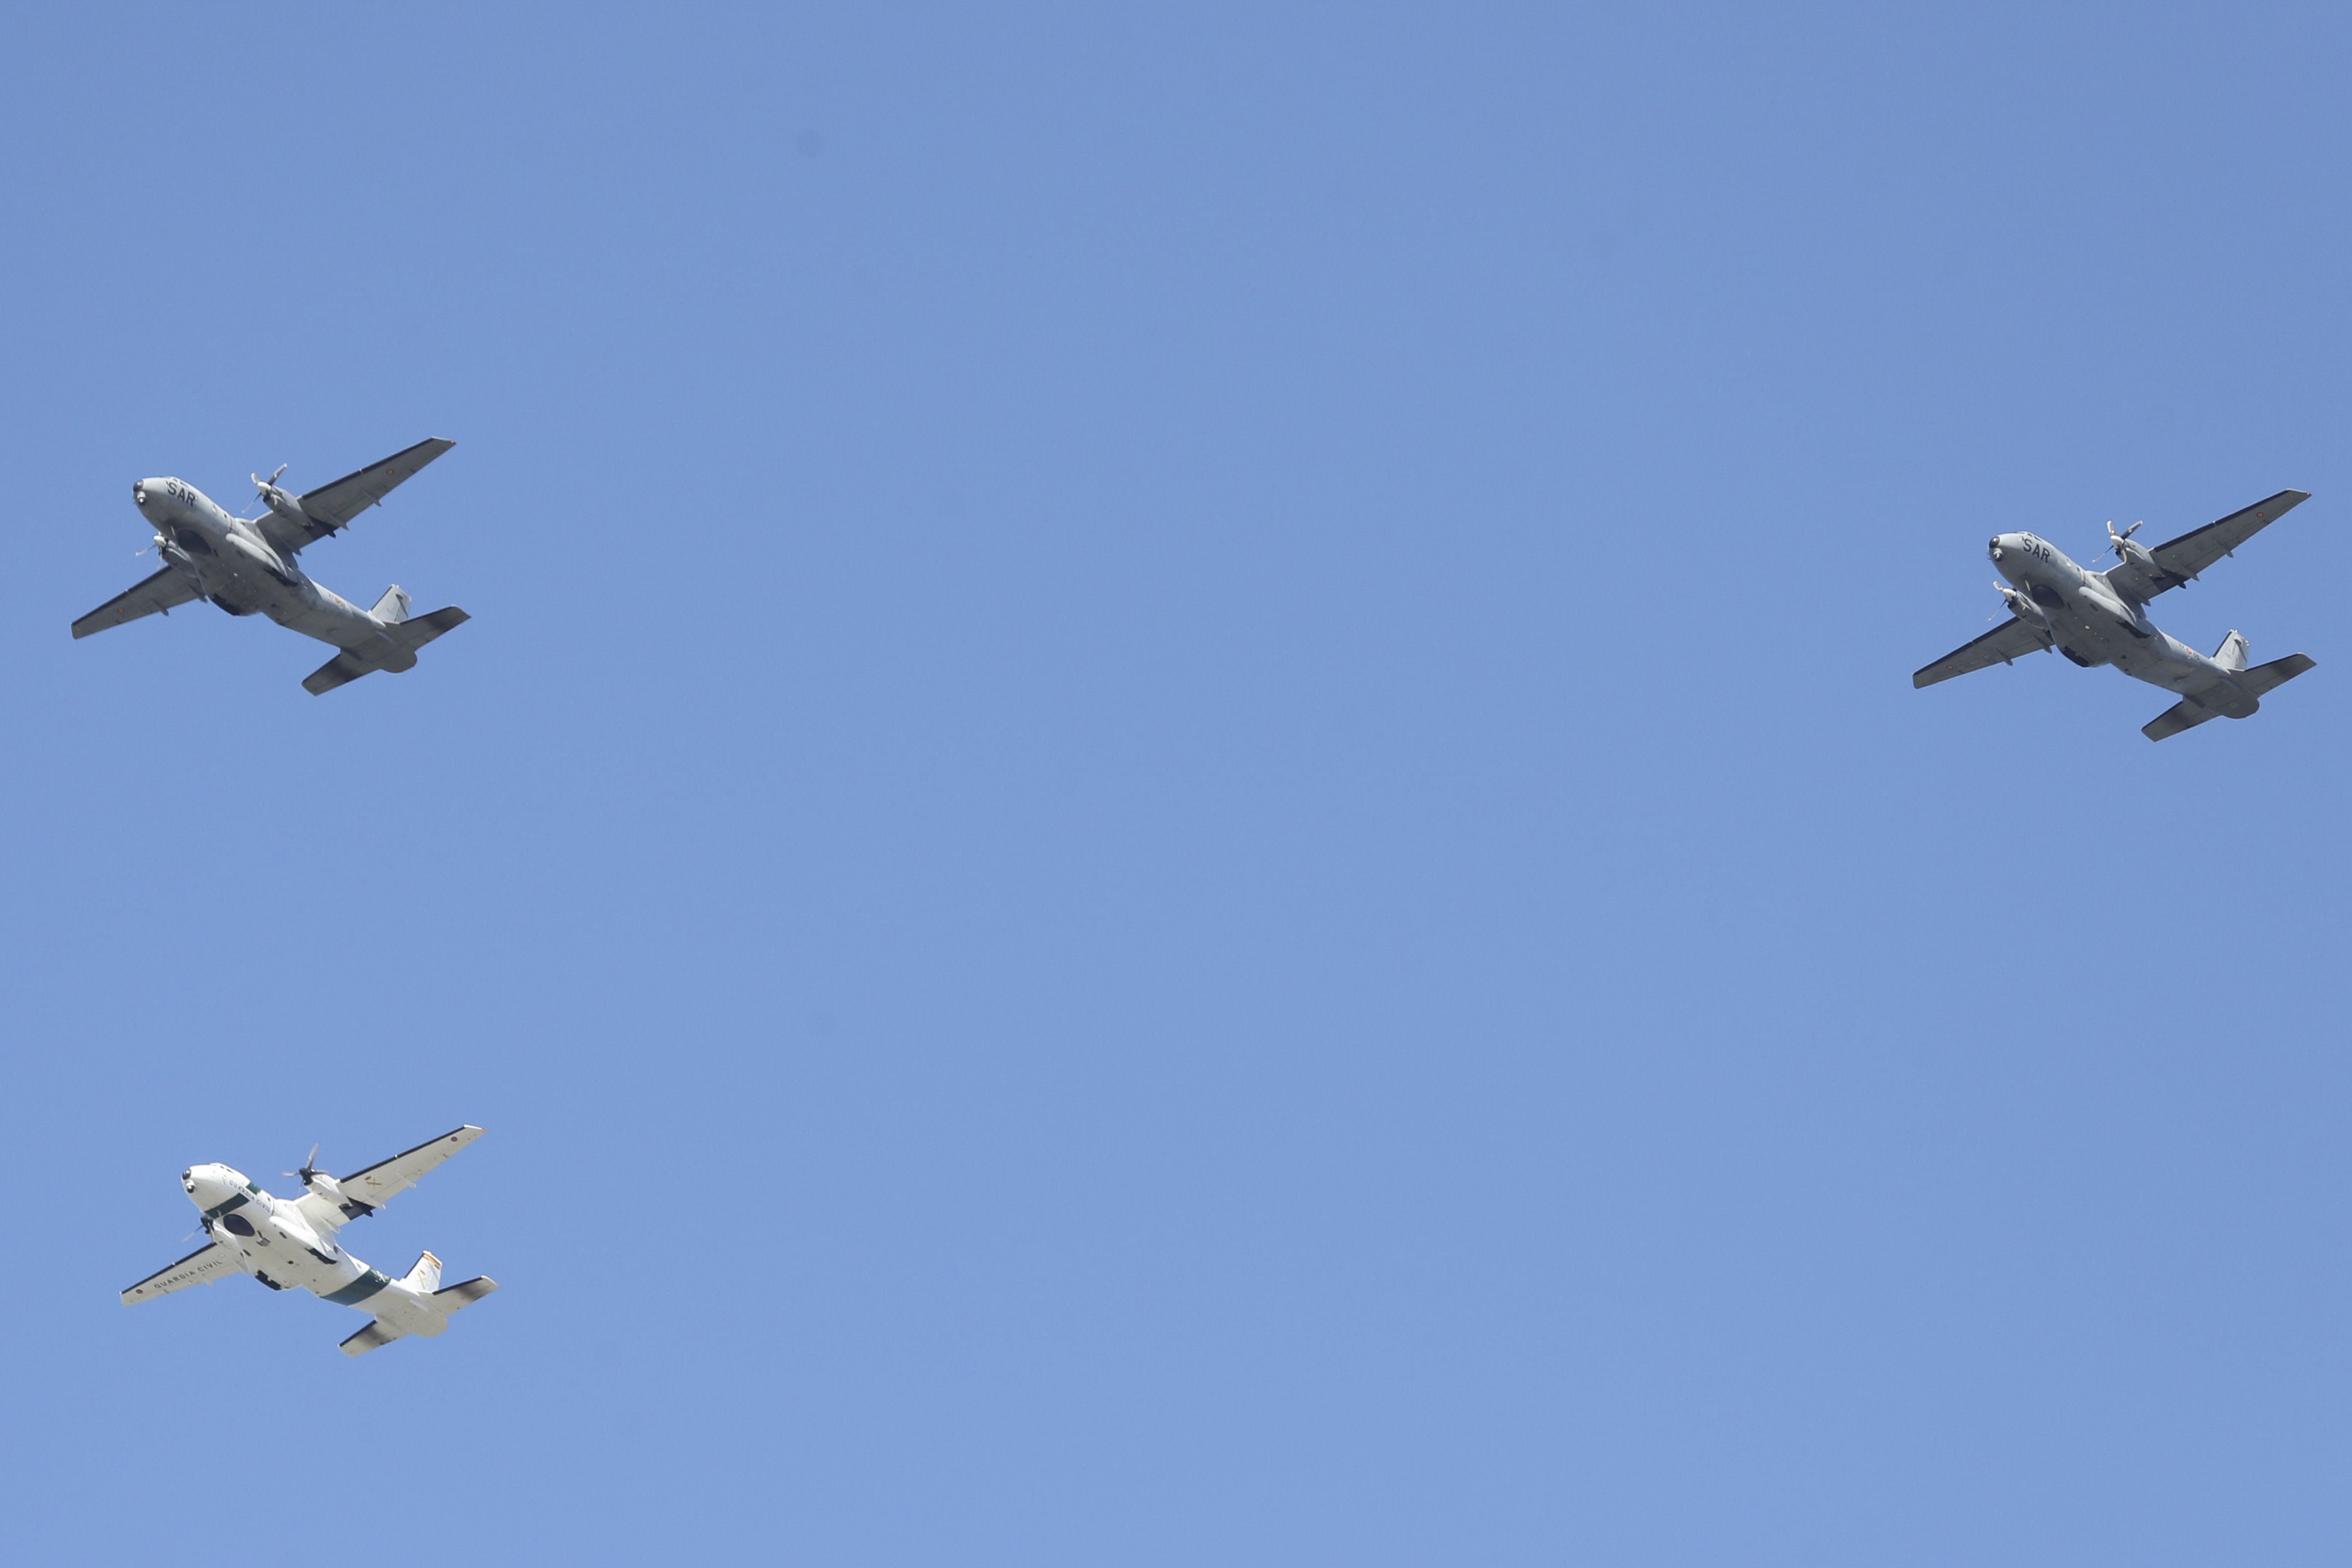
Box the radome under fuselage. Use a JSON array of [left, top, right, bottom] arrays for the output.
[[133, 478, 413, 664], [1990, 531, 2240, 701], [180, 1162, 450, 1337]]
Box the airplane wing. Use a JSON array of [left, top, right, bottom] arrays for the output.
[[2106, 489, 2309, 602], [71, 567, 203, 640], [335, 1125, 485, 1214], [292, 1192, 355, 1233], [120, 1242, 241, 1305], [261, 437, 455, 554], [1912, 615, 2055, 689]]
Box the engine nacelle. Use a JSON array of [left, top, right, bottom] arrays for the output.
[[304, 1170, 375, 1218], [304, 1171, 350, 1206], [256, 482, 303, 519], [1998, 584, 2049, 626]]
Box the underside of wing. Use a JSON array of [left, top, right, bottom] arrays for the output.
[[337, 1125, 485, 1214], [1913, 615, 2055, 689], [292, 1192, 353, 1233], [72, 567, 202, 640], [262, 437, 454, 553], [2109, 489, 2309, 602], [121, 1242, 240, 1304]]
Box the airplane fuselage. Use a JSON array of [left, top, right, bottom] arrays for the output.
[[1989, 531, 2245, 703], [133, 478, 410, 662], [180, 1162, 454, 1339]]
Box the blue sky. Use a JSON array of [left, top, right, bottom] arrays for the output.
[[3, 3, 2349, 1562]]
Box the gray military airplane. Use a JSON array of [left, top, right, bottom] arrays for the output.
[[1915, 490, 2317, 741], [73, 437, 468, 695], [122, 1126, 497, 1356]]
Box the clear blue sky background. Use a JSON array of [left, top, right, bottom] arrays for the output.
[[2, 3, 2346, 1562]]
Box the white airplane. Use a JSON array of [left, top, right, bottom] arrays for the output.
[[122, 1126, 498, 1357], [1915, 489, 2319, 740], [73, 437, 469, 695]]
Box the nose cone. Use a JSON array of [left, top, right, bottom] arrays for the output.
[[182, 1163, 246, 1211], [134, 479, 166, 511], [1989, 533, 2028, 564]]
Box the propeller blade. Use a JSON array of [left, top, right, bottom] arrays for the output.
[[2095, 519, 2147, 562], [248, 466, 291, 522]]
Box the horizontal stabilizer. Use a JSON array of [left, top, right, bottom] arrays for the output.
[[2143, 654, 2315, 741], [393, 604, 470, 649], [2143, 698, 2224, 742], [2238, 651, 2316, 698], [301, 606, 470, 695], [435, 1276, 499, 1313], [303, 652, 372, 695], [338, 1276, 496, 1356], [341, 1318, 405, 1356]]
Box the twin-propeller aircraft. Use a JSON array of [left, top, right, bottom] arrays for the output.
[[74, 437, 467, 695], [122, 1126, 497, 1356], [1915, 489, 2317, 740]]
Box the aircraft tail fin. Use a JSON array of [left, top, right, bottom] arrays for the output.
[[370, 584, 411, 625], [401, 1250, 442, 1293], [2213, 629, 2249, 672]]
